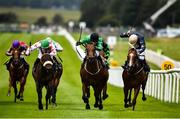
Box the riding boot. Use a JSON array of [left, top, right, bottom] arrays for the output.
[[105, 61, 110, 69], [5, 58, 13, 70], [33, 58, 40, 72], [122, 60, 128, 69], [142, 60, 150, 72], [53, 56, 61, 70], [98, 56, 107, 68], [20, 58, 29, 72]]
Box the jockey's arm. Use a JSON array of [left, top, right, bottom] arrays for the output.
[[25, 41, 41, 55], [136, 34, 146, 54], [49, 42, 57, 56], [5, 48, 13, 56], [80, 35, 91, 45], [55, 42, 63, 52]]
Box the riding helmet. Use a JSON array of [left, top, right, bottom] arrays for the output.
[[12, 40, 20, 48], [41, 39, 49, 49], [129, 34, 138, 46], [90, 33, 99, 42]]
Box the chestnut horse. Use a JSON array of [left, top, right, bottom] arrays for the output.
[[32, 53, 56, 110], [122, 48, 148, 110], [80, 43, 109, 110], [8, 48, 28, 102]]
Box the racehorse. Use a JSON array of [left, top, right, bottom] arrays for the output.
[[8, 48, 28, 102], [32, 53, 55, 110], [122, 48, 148, 110], [80, 43, 109, 110]]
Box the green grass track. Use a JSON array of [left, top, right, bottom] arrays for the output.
[[0, 33, 180, 118]]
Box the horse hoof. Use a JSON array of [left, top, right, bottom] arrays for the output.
[[86, 104, 90, 109], [7, 93, 11, 96], [82, 96, 88, 103], [99, 105, 103, 110], [94, 103, 99, 108], [52, 103, 57, 107], [16, 95, 20, 99], [124, 104, 128, 108], [102, 94, 109, 100], [20, 98, 24, 101], [39, 105, 43, 110], [142, 97, 147, 101]]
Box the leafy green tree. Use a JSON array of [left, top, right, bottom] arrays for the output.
[[52, 14, 64, 25], [0, 12, 18, 23], [35, 16, 48, 26]]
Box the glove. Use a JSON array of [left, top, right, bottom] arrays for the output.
[[25, 48, 30, 56], [120, 33, 128, 37], [76, 41, 81, 46]]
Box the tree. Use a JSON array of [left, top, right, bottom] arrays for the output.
[[52, 14, 64, 25], [35, 16, 48, 27], [0, 12, 18, 23]]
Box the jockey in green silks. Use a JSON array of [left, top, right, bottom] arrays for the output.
[[76, 33, 110, 69]]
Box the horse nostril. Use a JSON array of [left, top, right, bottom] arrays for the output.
[[45, 64, 52, 69]]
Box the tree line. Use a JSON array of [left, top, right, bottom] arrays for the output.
[[80, 0, 180, 28]]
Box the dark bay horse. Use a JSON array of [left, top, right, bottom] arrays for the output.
[[8, 48, 28, 102], [32, 53, 56, 110], [80, 43, 109, 110], [122, 48, 148, 110]]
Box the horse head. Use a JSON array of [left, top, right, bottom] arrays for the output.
[[40, 53, 53, 70], [126, 48, 138, 73], [11, 48, 22, 67], [83, 42, 102, 75]]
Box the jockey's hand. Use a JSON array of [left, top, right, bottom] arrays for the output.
[[25, 48, 30, 56], [76, 41, 81, 46], [6, 52, 12, 56]]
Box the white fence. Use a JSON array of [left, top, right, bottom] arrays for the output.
[[146, 69, 180, 103]]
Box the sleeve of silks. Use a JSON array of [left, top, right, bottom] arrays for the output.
[[55, 42, 63, 52], [80, 35, 91, 44], [25, 41, 41, 55], [49, 42, 57, 56], [105, 45, 110, 59], [6, 47, 12, 56], [96, 37, 103, 51], [137, 34, 146, 54]]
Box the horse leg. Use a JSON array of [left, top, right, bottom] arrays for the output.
[[46, 86, 51, 110], [142, 76, 148, 101], [82, 83, 90, 109], [12, 80, 17, 102], [7, 77, 12, 96], [53, 78, 60, 106], [132, 86, 140, 111], [123, 87, 129, 108], [102, 83, 108, 100], [93, 86, 100, 108], [128, 88, 132, 106], [36, 84, 43, 110], [98, 90, 103, 110], [18, 77, 26, 101]]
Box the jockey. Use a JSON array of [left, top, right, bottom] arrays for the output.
[[120, 31, 150, 72], [25, 37, 63, 71], [76, 32, 110, 69], [5, 40, 29, 71]]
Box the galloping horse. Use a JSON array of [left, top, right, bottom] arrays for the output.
[[32, 53, 55, 110], [122, 48, 148, 110], [8, 48, 28, 102], [80, 43, 109, 110]]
